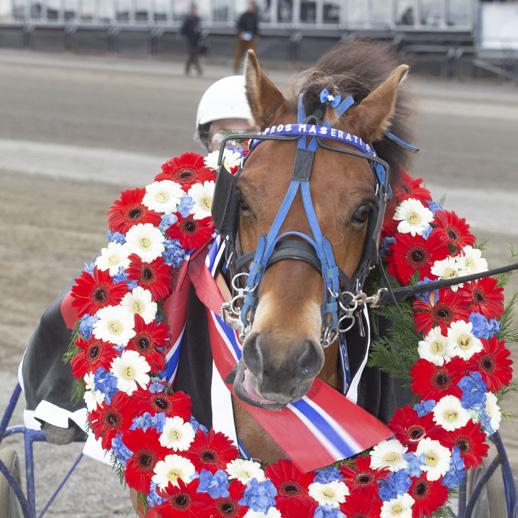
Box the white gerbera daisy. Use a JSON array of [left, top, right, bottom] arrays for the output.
[[93, 305, 135, 346], [226, 459, 265, 484], [120, 286, 157, 324], [205, 149, 243, 171], [430, 256, 463, 291], [142, 180, 184, 214], [187, 181, 215, 220], [152, 454, 195, 490], [308, 481, 349, 508], [83, 372, 104, 411], [485, 392, 502, 432], [447, 320, 483, 360], [125, 223, 165, 263], [159, 416, 195, 451], [380, 494, 415, 518], [433, 395, 470, 431], [370, 439, 408, 472], [244, 509, 282, 518], [417, 326, 453, 366], [110, 350, 151, 395], [394, 198, 434, 236], [458, 246, 488, 275], [415, 438, 451, 481], [95, 242, 130, 276]]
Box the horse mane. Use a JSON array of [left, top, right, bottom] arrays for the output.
[[291, 39, 414, 183]]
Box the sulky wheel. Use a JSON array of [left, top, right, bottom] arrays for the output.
[[0, 448, 23, 518]]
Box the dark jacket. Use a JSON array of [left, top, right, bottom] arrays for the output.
[[237, 11, 259, 37], [181, 14, 202, 44]]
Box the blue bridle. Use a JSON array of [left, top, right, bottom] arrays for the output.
[[212, 88, 416, 350]]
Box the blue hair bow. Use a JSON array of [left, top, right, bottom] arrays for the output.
[[319, 88, 341, 109]]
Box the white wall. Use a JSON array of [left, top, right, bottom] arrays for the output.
[[0, 0, 11, 19]]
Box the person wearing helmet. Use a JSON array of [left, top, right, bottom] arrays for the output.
[[196, 75, 256, 152]]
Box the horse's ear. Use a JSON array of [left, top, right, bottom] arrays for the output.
[[245, 50, 286, 129], [350, 64, 409, 142]]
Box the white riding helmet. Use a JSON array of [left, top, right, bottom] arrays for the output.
[[195, 75, 253, 144]]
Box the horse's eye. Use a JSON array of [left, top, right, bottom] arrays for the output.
[[352, 203, 372, 224], [239, 194, 251, 214]]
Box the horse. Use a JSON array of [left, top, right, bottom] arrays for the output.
[[225, 40, 413, 464]]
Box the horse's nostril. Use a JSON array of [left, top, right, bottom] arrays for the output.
[[297, 340, 322, 379], [243, 333, 263, 376]]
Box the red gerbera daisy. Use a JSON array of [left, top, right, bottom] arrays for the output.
[[70, 337, 117, 378], [184, 430, 239, 473], [276, 496, 318, 517], [132, 388, 192, 421], [166, 215, 214, 250], [71, 267, 128, 317], [388, 406, 437, 452], [198, 480, 247, 518], [126, 254, 173, 301], [394, 171, 433, 204], [430, 210, 476, 252], [469, 337, 513, 392], [410, 358, 465, 400], [458, 277, 504, 320], [386, 232, 449, 285], [124, 428, 169, 493], [340, 489, 382, 518], [408, 474, 448, 517], [413, 288, 470, 334], [126, 315, 169, 373], [148, 479, 212, 518], [340, 456, 388, 494], [89, 392, 137, 450], [155, 152, 215, 190], [107, 188, 161, 234], [435, 420, 489, 469], [265, 459, 313, 500]]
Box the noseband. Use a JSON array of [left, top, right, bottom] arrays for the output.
[[211, 90, 412, 350]]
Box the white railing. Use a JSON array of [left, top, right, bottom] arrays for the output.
[[4, 0, 477, 31]]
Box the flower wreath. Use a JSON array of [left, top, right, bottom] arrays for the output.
[[65, 150, 514, 518]]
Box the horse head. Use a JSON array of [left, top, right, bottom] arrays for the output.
[[226, 42, 412, 408]]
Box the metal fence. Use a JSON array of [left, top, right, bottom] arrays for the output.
[[4, 0, 476, 32]]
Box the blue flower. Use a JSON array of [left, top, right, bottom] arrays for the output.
[[177, 195, 195, 218], [163, 239, 186, 267], [238, 479, 277, 513], [416, 277, 439, 303], [378, 470, 411, 501], [130, 412, 166, 433], [149, 377, 167, 393], [459, 372, 487, 410], [404, 452, 423, 477], [159, 213, 178, 232], [422, 225, 433, 240], [314, 467, 342, 483], [319, 88, 341, 108], [428, 200, 444, 214], [83, 261, 95, 275], [478, 397, 495, 436], [79, 314, 98, 339], [414, 399, 436, 417], [93, 367, 118, 405], [106, 231, 126, 244], [197, 469, 229, 499], [190, 416, 208, 434], [469, 312, 500, 340], [111, 434, 133, 465], [112, 269, 138, 290], [380, 236, 396, 256], [314, 506, 345, 518], [442, 447, 465, 488], [147, 481, 167, 507]]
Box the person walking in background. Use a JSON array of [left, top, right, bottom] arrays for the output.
[[181, 3, 203, 76], [233, 1, 259, 73]]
